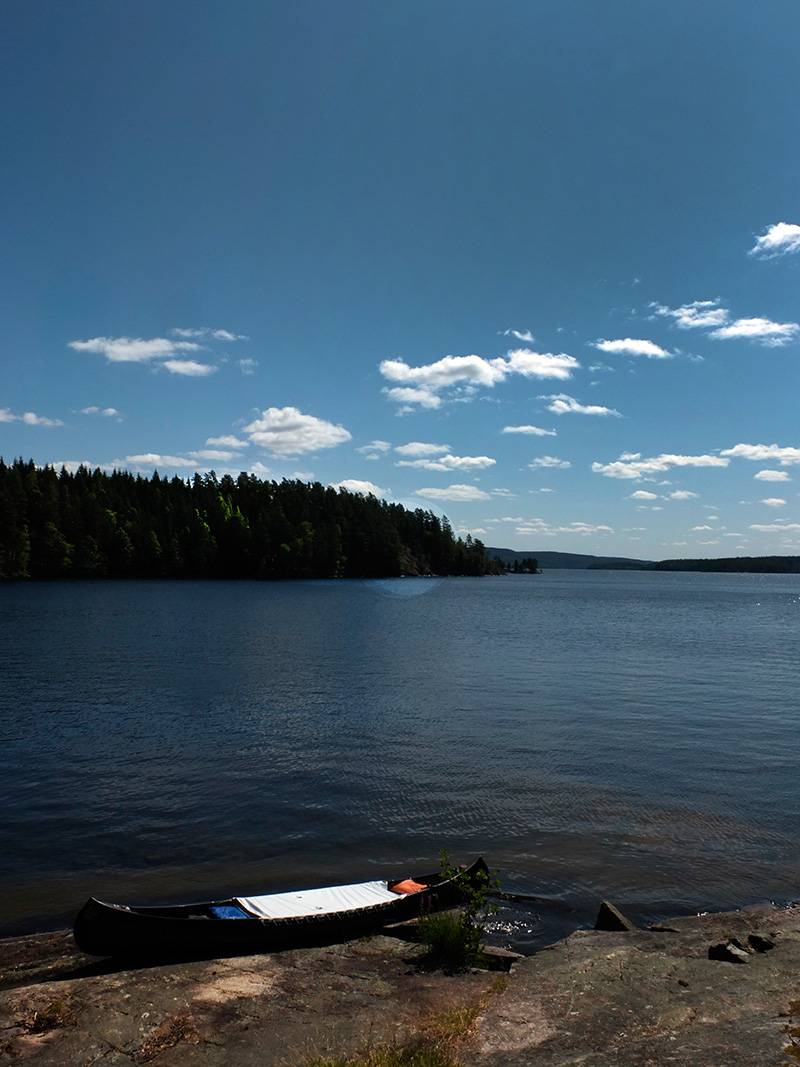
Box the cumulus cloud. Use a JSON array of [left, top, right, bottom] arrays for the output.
[[749, 222, 800, 258], [206, 435, 247, 448], [630, 490, 658, 500], [331, 479, 388, 497], [691, 525, 714, 531], [721, 443, 800, 465], [126, 453, 199, 468], [501, 328, 535, 342], [709, 317, 800, 346], [593, 338, 672, 359], [650, 300, 729, 329], [70, 336, 201, 363], [760, 497, 786, 507], [592, 452, 729, 479], [529, 455, 571, 469], [380, 348, 580, 408], [237, 358, 258, 375], [163, 359, 217, 376], [754, 469, 790, 482], [669, 490, 699, 500], [383, 385, 442, 410], [243, 406, 351, 456], [415, 484, 490, 502], [22, 411, 63, 427], [502, 424, 556, 436], [541, 393, 621, 417], [395, 441, 451, 457], [397, 454, 496, 471], [0, 407, 63, 427], [81, 406, 120, 417]]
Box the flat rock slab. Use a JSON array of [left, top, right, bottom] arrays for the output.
[[3, 906, 800, 1065], [472, 903, 800, 1066], [0, 933, 496, 1065]]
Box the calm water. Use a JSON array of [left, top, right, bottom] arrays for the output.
[[2, 572, 799, 950]]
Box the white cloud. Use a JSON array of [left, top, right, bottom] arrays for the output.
[[212, 329, 248, 341], [502, 424, 556, 436], [22, 411, 63, 427], [126, 453, 199, 468], [541, 393, 621, 417], [380, 348, 580, 408], [331, 479, 388, 497], [514, 519, 614, 537], [709, 317, 800, 346], [415, 484, 490, 502], [51, 460, 114, 473], [207, 435, 248, 448], [383, 385, 442, 410], [170, 327, 248, 340], [506, 349, 579, 379], [81, 406, 119, 417], [0, 407, 63, 427], [650, 300, 729, 329], [630, 490, 658, 500], [760, 497, 786, 507], [502, 328, 535, 343], [356, 440, 392, 459], [163, 359, 218, 376], [397, 454, 496, 471], [593, 338, 672, 359], [237, 358, 258, 375], [749, 222, 800, 259], [754, 469, 790, 482], [529, 455, 571, 469], [721, 443, 800, 466], [70, 336, 201, 363], [188, 449, 239, 461], [243, 406, 351, 456], [395, 441, 451, 457], [669, 490, 699, 500], [750, 522, 800, 533], [456, 527, 488, 536], [382, 354, 505, 390], [691, 525, 714, 531], [593, 452, 729, 479]]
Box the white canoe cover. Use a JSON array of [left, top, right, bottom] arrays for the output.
[[236, 880, 403, 920]]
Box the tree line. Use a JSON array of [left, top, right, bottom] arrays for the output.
[[0, 459, 504, 581], [652, 555, 800, 574]]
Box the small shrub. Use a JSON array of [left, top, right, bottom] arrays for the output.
[[417, 852, 499, 972]]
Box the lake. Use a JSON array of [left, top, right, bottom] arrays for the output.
[[1, 571, 799, 951]]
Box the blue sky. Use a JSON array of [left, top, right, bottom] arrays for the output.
[[2, 0, 799, 559]]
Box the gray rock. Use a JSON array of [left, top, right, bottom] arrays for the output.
[[594, 899, 638, 932]]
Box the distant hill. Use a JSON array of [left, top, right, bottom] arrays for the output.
[[486, 547, 653, 570], [487, 548, 800, 574], [652, 555, 800, 574]]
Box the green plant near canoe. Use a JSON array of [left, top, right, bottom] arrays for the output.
[[417, 852, 499, 972]]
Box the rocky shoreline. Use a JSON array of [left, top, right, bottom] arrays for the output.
[[1, 902, 799, 1065]]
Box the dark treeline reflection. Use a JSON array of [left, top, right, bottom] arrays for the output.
[[0, 459, 502, 580]]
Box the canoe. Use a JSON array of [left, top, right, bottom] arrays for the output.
[[73, 857, 488, 958]]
